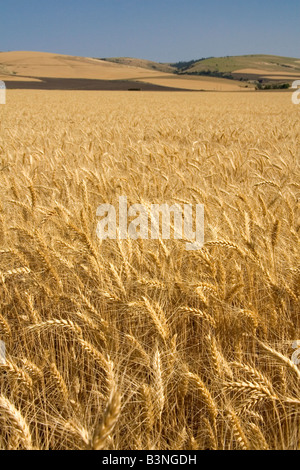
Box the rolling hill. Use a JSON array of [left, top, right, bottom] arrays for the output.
[[173, 54, 300, 81], [1, 51, 299, 91], [0, 51, 167, 80], [0, 51, 251, 91], [99, 57, 174, 73]]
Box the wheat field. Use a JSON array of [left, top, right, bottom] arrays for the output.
[[0, 90, 299, 450]]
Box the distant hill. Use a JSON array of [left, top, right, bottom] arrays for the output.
[[0, 51, 168, 80], [174, 54, 300, 82], [0, 51, 253, 91], [1, 51, 299, 91], [103, 54, 300, 85], [99, 57, 174, 74]]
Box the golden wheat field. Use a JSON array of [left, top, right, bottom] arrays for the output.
[[0, 90, 299, 450]]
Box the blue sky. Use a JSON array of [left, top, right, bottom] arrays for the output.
[[1, 0, 299, 62]]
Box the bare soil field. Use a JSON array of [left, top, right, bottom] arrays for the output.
[[3, 77, 191, 92]]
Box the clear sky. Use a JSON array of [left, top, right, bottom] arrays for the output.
[[1, 0, 299, 62]]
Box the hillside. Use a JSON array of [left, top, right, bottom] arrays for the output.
[[0, 51, 251, 91], [100, 57, 174, 73], [0, 51, 167, 81], [104, 54, 300, 83], [1, 51, 298, 91], [175, 54, 300, 81]]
